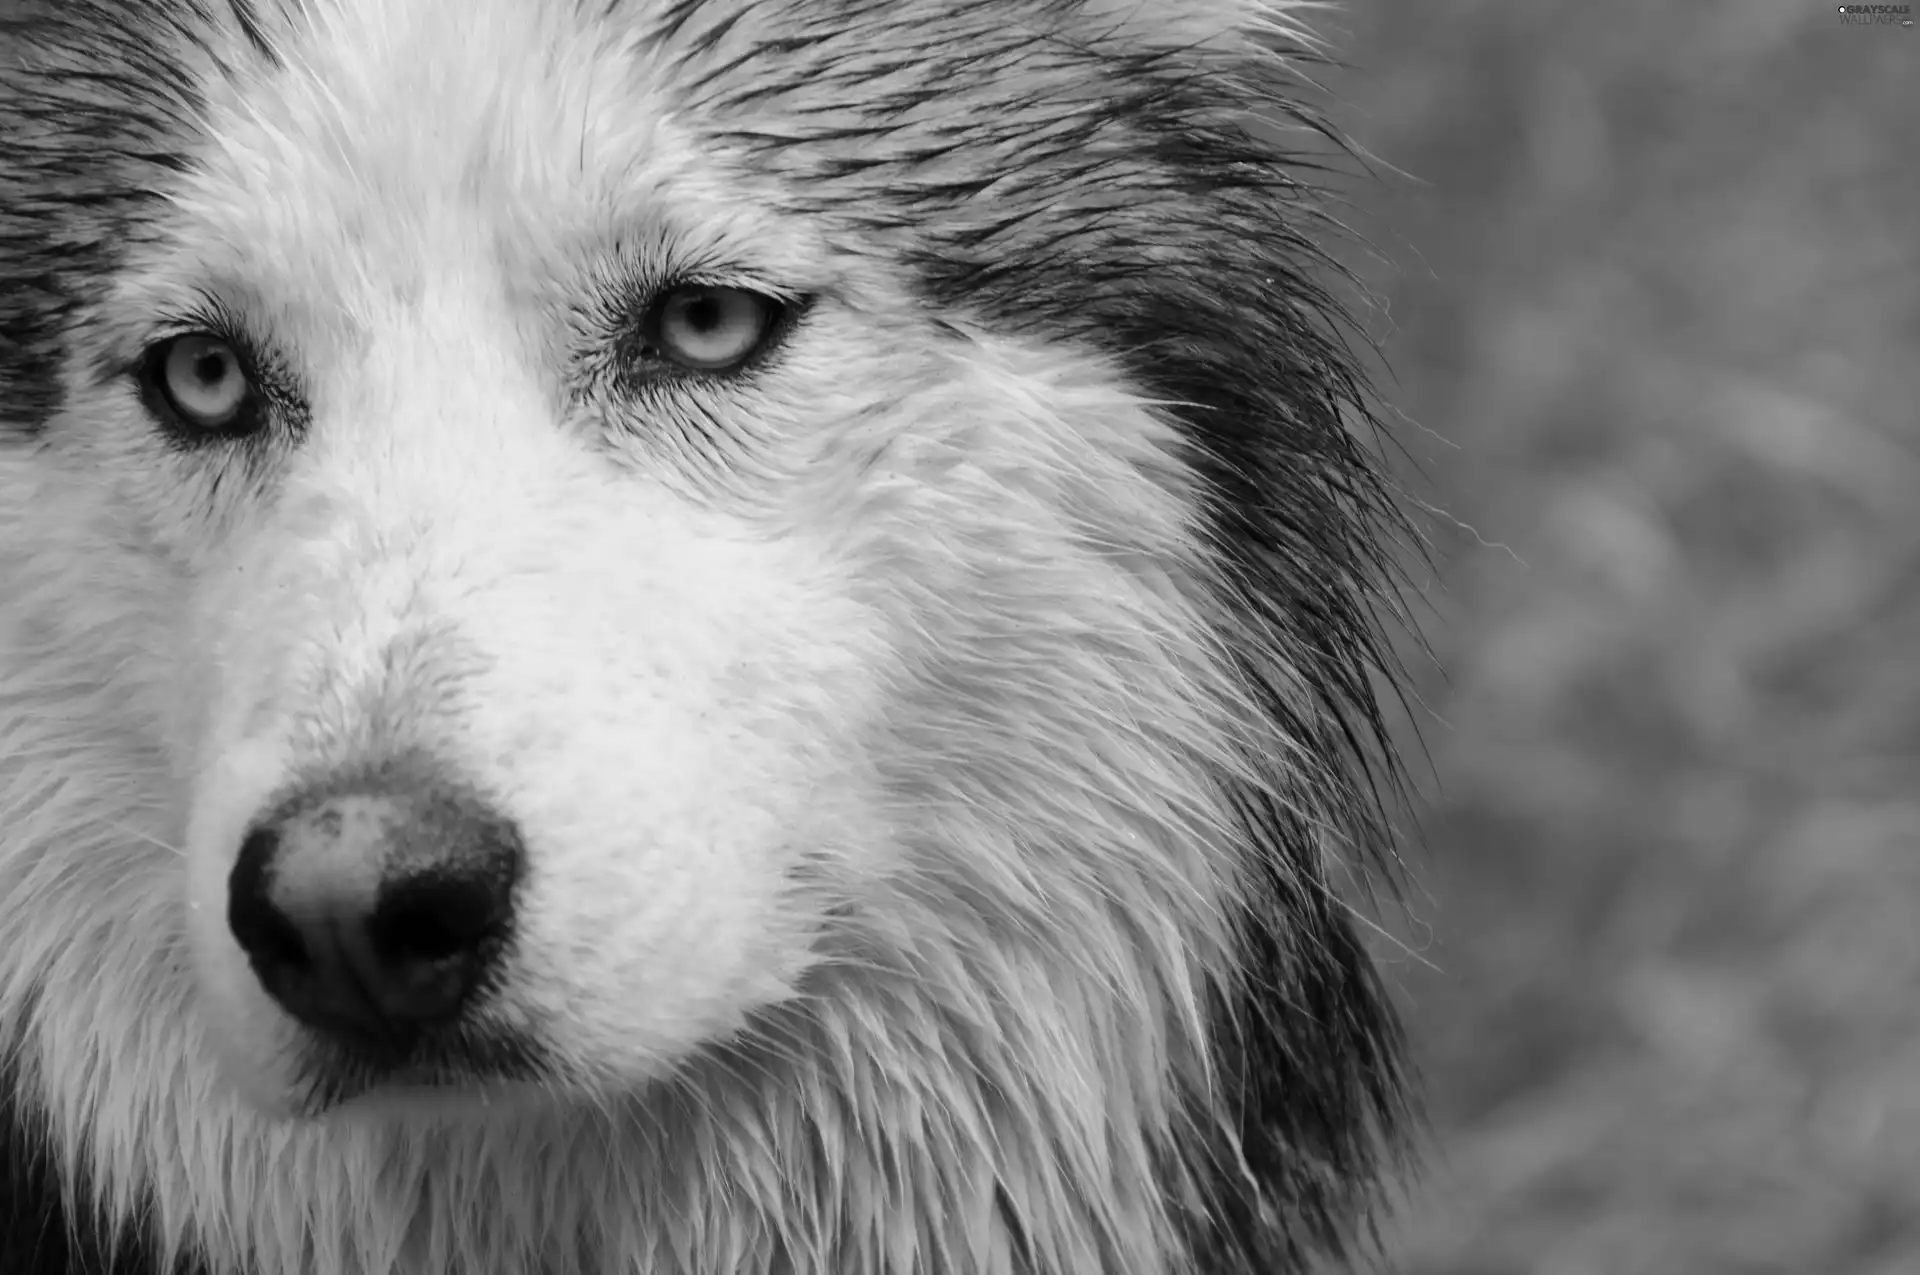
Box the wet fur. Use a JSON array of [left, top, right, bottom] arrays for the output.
[[0, 1, 1415, 1272]]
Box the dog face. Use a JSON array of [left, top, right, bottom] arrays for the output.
[[0, 2, 1410, 1271], [37, 0, 934, 1113], [7, 0, 1270, 1115]]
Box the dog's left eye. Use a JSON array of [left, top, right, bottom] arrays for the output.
[[139, 332, 260, 437], [640, 285, 783, 372]]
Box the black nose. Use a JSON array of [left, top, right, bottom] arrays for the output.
[[227, 774, 524, 1042]]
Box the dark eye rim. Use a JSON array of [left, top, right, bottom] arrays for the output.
[[629, 283, 803, 379], [135, 330, 267, 442]]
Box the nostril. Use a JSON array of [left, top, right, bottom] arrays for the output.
[[372, 874, 508, 966], [227, 825, 310, 971]]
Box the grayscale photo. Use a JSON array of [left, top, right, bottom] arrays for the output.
[[0, 2, 1908, 1273]]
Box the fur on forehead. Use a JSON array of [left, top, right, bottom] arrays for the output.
[[148, 0, 1331, 90]]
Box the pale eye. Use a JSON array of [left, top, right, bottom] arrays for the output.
[[645, 286, 782, 372], [144, 332, 257, 434]]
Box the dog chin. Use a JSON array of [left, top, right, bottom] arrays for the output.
[[206, 1011, 559, 1124], [316, 1076, 555, 1124], [227, 1055, 560, 1124]]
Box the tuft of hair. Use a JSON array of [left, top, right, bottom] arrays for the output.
[[0, 1, 1420, 1273]]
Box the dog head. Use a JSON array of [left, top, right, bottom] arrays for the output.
[[0, 2, 1414, 1271]]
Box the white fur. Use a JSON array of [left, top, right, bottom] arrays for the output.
[[0, 1, 1359, 1271]]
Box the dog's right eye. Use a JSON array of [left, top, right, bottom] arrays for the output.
[[636, 285, 787, 374], [140, 333, 261, 438]]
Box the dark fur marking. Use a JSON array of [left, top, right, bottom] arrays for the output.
[[226, 0, 280, 67], [2, 1022, 207, 1275], [0, 3, 214, 435]]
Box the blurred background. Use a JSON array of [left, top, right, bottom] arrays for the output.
[[1319, 3, 1919, 1272]]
